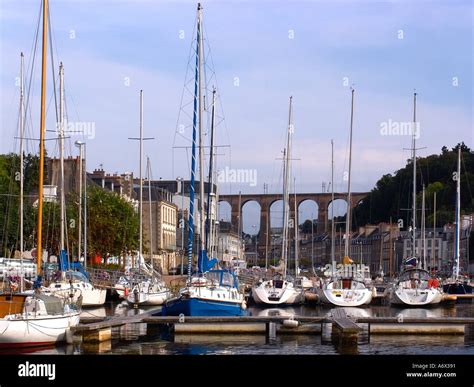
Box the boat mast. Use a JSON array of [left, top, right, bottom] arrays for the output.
[[311, 212, 314, 272], [129, 90, 153, 271], [19, 52, 25, 267], [213, 184, 219, 259], [37, 0, 49, 274], [331, 139, 335, 263], [147, 157, 153, 260], [59, 62, 65, 258], [432, 192, 436, 270], [139, 90, 144, 267], [294, 178, 298, 276], [197, 3, 205, 256], [281, 148, 287, 270], [83, 143, 87, 269], [389, 217, 393, 277], [238, 190, 242, 258], [281, 96, 293, 278], [454, 147, 461, 279], [344, 89, 354, 259], [205, 88, 216, 255], [411, 92, 417, 259], [422, 184, 426, 270], [186, 3, 202, 281], [19, 52, 25, 290]]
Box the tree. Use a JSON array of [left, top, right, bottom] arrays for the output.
[[0, 153, 139, 260], [353, 144, 474, 229], [84, 186, 139, 259], [0, 153, 40, 256], [300, 219, 317, 234]]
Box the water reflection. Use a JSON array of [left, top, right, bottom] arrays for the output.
[[80, 306, 107, 319], [6, 301, 469, 355], [82, 341, 112, 354], [394, 308, 442, 319], [0, 344, 77, 355], [364, 335, 467, 355], [252, 307, 298, 317], [174, 334, 266, 346]]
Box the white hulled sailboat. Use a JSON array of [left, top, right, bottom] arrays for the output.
[[251, 97, 304, 306], [317, 89, 373, 307], [0, 0, 81, 347], [390, 93, 442, 306], [443, 147, 473, 296], [125, 90, 171, 307], [44, 62, 106, 307]]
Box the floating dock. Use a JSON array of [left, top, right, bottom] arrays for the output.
[[73, 309, 474, 347]]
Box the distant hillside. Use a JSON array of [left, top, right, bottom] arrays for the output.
[[352, 143, 474, 228]]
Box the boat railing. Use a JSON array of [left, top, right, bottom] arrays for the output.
[[44, 287, 83, 311], [89, 268, 128, 287]]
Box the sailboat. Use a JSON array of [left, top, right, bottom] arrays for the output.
[[0, 0, 81, 347], [161, 3, 246, 316], [125, 90, 171, 307], [390, 93, 442, 306], [443, 147, 473, 296], [43, 62, 106, 307], [317, 89, 373, 307], [251, 97, 304, 306]]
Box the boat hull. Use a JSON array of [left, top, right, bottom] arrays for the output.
[[443, 283, 473, 295], [317, 287, 373, 307], [126, 290, 171, 306], [161, 297, 246, 316], [252, 285, 303, 305], [390, 287, 443, 306], [46, 285, 107, 307], [0, 314, 80, 348], [81, 288, 107, 307]]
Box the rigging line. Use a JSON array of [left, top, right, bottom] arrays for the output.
[[64, 97, 73, 159], [1, 154, 20, 255], [47, 4, 59, 124], [172, 147, 175, 180], [172, 17, 198, 148], [23, 4, 42, 156], [65, 88, 83, 127], [4, 79, 20, 158], [227, 145, 232, 195], [63, 85, 77, 158], [200, 26, 230, 147]]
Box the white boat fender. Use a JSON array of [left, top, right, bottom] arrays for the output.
[[283, 318, 299, 328], [241, 300, 247, 310], [372, 287, 377, 297]]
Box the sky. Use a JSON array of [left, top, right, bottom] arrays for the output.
[[0, 0, 472, 233]]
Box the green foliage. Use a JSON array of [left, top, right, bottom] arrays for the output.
[[299, 219, 317, 234], [0, 153, 139, 259], [0, 153, 39, 256], [353, 143, 474, 229], [85, 185, 139, 258]]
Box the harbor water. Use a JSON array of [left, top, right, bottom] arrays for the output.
[[9, 302, 474, 355]]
